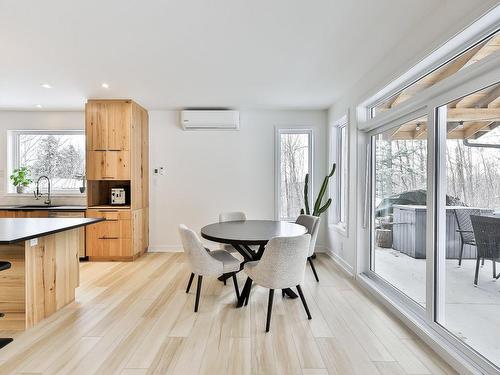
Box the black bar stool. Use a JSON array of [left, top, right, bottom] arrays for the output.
[[0, 261, 13, 349]]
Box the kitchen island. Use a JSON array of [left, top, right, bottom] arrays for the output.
[[0, 218, 102, 331]]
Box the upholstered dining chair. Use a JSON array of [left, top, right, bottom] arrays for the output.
[[179, 224, 241, 312], [243, 234, 312, 332], [470, 215, 500, 286], [218, 211, 247, 254], [296, 214, 321, 282]]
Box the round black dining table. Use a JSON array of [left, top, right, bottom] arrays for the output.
[[200, 220, 307, 307]]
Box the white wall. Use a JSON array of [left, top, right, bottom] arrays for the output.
[[149, 110, 327, 250], [325, 0, 500, 274], [0, 111, 86, 206]]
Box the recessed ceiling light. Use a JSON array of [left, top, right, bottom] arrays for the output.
[[35, 104, 42, 108], [101, 83, 109, 89], [40, 83, 52, 89]]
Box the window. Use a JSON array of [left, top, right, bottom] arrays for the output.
[[331, 115, 348, 230], [370, 28, 500, 118], [435, 81, 500, 369], [359, 8, 500, 372], [276, 128, 313, 221], [10, 130, 85, 193], [371, 115, 429, 307]]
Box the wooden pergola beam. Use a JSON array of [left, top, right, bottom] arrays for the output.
[[447, 108, 500, 122], [464, 122, 493, 139]]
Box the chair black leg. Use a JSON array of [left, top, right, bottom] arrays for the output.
[[296, 285, 312, 320], [0, 338, 12, 349], [493, 259, 497, 279], [194, 275, 203, 312], [308, 257, 319, 282], [474, 255, 481, 286], [266, 289, 274, 332], [244, 278, 253, 306], [186, 273, 195, 293], [482, 257, 485, 266], [232, 273, 240, 299], [458, 243, 464, 266]]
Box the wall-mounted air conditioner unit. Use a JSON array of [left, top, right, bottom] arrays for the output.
[[180, 110, 240, 130]]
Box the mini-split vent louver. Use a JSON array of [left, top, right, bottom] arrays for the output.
[[180, 110, 240, 130]]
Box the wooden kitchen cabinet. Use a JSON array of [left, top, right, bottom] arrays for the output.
[[86, 208, 141, 260], [86, 100, 131, 151], [87, 150, 130, 180], [48, 211, 86, 259], [0, 210, 49, 218], [85, 99, 149, 261]]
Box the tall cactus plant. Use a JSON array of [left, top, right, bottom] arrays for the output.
[[301, 163, 336, 217]]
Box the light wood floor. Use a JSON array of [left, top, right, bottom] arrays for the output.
[[0, 253, 457, 375]]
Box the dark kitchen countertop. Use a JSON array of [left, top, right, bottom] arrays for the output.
[[0, 205, 87, 211], [0, 218, 104, 244]]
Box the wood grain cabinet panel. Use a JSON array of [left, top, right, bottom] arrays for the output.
[[0, 211, 49, 218], [85, 99, 148, 261], [86, 209, 133, 259], [107, 102, 131, 151], [87, 151, 130, 180], [86, 101, 108, 150], [86, 101, 131, 151]]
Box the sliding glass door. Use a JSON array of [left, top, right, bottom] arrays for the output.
[[371, 116, 428, 307], [435, 81, 500, 369], [368, 81, 500, 371]]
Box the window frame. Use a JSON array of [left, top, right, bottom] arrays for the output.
[[356, 30, 500, 375], [329, 113, 349, 235], [357, 6, 500, 127], [274, 127, 314, 221], [8, 129, 86, 195]]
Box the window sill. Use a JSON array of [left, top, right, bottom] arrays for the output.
[[328, 222, 348, 236]]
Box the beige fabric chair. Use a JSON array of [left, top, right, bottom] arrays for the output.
[[244, 234, 312, 332], [296, 214, 321, 282], [219, 212, 246, 253], [179, 224, 240, 312]]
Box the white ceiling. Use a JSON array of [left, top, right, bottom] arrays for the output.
[[1, 0, 442, 111]]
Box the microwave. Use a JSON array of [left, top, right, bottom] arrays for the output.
[[111, 188, 126, 205]]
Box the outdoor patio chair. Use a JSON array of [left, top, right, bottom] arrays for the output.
[[454, 209, 480, 266], [470, 215, 500, 286]]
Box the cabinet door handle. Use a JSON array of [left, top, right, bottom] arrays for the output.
[[101, 176, 114, 179], [98, 237, 119, 240], [98, 210, 118, 213], [105, 219, 119, 222]]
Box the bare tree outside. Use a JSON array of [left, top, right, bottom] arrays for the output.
[[280, 132, 310, 220], [375, 128, 500, 210], [17, 133, 85, 192]]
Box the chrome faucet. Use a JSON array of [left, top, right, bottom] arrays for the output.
[[34, 176, 51, 206]]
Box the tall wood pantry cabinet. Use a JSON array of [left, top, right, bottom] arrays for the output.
[[85, 99, 149, 261]]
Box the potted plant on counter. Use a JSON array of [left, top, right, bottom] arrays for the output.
[[10, 167, 32, 194]]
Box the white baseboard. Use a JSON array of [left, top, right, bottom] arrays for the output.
[[148, 245, 182, 252], [323, 249, 355, 277], [313, 245, 328, 253]]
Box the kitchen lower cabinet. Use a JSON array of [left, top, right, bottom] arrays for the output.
[[86, 208, 144, 261]]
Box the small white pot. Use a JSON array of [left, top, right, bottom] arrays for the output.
[[16, 185, 26, 194]]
